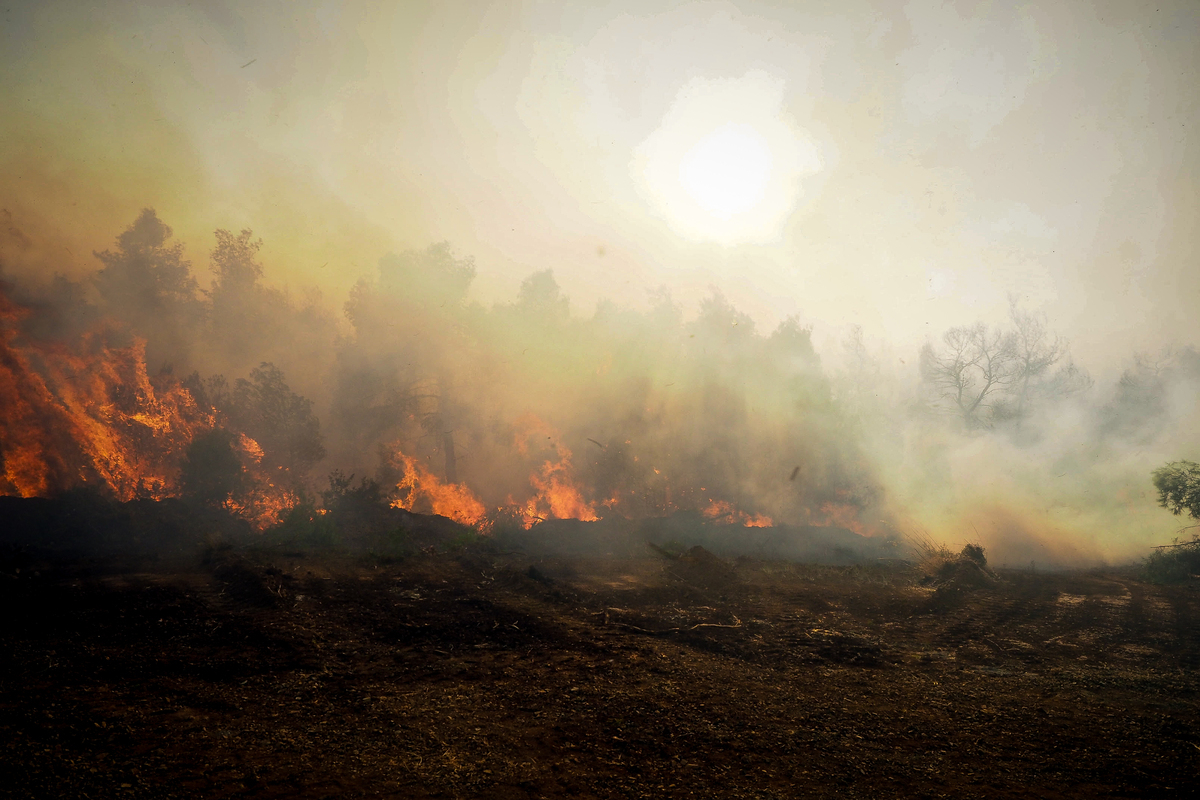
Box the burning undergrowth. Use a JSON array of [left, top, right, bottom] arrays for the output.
[[0, 209, 891, 545]]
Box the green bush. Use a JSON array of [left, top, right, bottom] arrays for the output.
[[1142, 535, 1200, 584]]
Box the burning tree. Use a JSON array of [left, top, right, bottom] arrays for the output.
[[184, 363, 326, 490], [0, 283, 213, 500]]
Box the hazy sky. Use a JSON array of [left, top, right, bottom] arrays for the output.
[[1, 0, 1196, 370]]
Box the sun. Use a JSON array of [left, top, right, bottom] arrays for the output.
[[678, 124, 773, 220], [632, 71, 822, 245]]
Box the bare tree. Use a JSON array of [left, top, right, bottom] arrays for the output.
[[921, 301, 1091, 432], [1007, 299, 1091, 423], [921, 323, 1018, 428]]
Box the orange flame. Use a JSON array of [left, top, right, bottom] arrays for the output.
[[222, 433, 300, 529], [510, 415, 597, 527], [0, 294, 211, 500], [701, 499, 773, 528], [519, 455, 599, 526], [0, 289, 298, 529], [389, 447, 487, 527], [813, 501, 874, 537]]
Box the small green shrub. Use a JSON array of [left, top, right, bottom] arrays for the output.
[[447, 527, 486, 553], [363, 525, 413, 563], [1142, 535, 1200, 584]]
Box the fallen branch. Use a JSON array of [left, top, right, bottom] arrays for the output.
[[601, 612, 742, 636]]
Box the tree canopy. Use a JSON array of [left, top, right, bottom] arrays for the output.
[[1152, 460, 1200, 520]]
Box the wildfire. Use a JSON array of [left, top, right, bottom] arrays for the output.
[[814, 501, 874, 537], [222, 434, 301, 529], [0, 281, 875, 538], [0, 293, 211, 500], [0, 287, 299, 528], [510, 415, 598, 528], [389, 447, 487, 527], [701, 499, 774, 528], [519, 455, 600, 527]]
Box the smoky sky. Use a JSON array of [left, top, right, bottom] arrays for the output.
[[2, 1, 1196, 363], [1, 0, 1198, 563]]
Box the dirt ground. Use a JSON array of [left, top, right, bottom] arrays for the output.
[[2, 536, 1199, 799]]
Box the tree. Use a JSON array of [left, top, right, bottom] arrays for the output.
[[95, 209, 198, 311], [347, 242, 476, 327], [336, 243, 479, 456], [921, 302, 1089, 431], [1006, 300, 1090, 422], [227, 363, 326, 480], [180, 429, 246, 507], [514, 269, 569, 324], [210, 228, 264, 294], [1152, 461, 1200, 521], [204, 228, 282, 366], [93, 209, 203, 370], [921, 322, 1018, 428], [1099, 347, 1200, 443], [189, 363, 326, 484]]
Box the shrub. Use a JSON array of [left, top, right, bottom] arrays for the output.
[[1142, 535, 1200, 584]]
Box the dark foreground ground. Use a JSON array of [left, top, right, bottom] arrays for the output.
[[2, 534, 1198, 799]]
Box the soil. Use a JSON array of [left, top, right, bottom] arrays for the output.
[[2, 536, 1199, 799]]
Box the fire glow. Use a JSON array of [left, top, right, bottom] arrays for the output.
[[1, 288, 297, 528], [0, 250, 880, 538], [0, 291, 208, 500]]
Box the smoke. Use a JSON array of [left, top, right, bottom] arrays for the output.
[[0, 211, 888, 537], [831, 323, 1200, 566], [328, 240, 883, 529], [3, 207, 1199, 565]]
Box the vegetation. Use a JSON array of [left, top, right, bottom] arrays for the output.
[[1152, 460, 1200, 520], [920, 299, 1089, 431], [1143, 460, 1200, 583], [257, 499, 341, 553], [1142, 535, 1200, 584], [179, 429, 245, 508]]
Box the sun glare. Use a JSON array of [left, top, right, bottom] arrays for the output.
[[632, 71, 823, 245], [678, 124, 773, 220]]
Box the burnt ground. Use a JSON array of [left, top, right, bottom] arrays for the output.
[[1, 537, 1199, 799]]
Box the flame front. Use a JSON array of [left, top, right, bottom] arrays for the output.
[[389, 446, 487, 526], [702, 499, 774, 528], [1, 284, 872, 536], [0, 288, 296, 527], [0, 292, 210, 499], [510, 415, 598, 528]]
